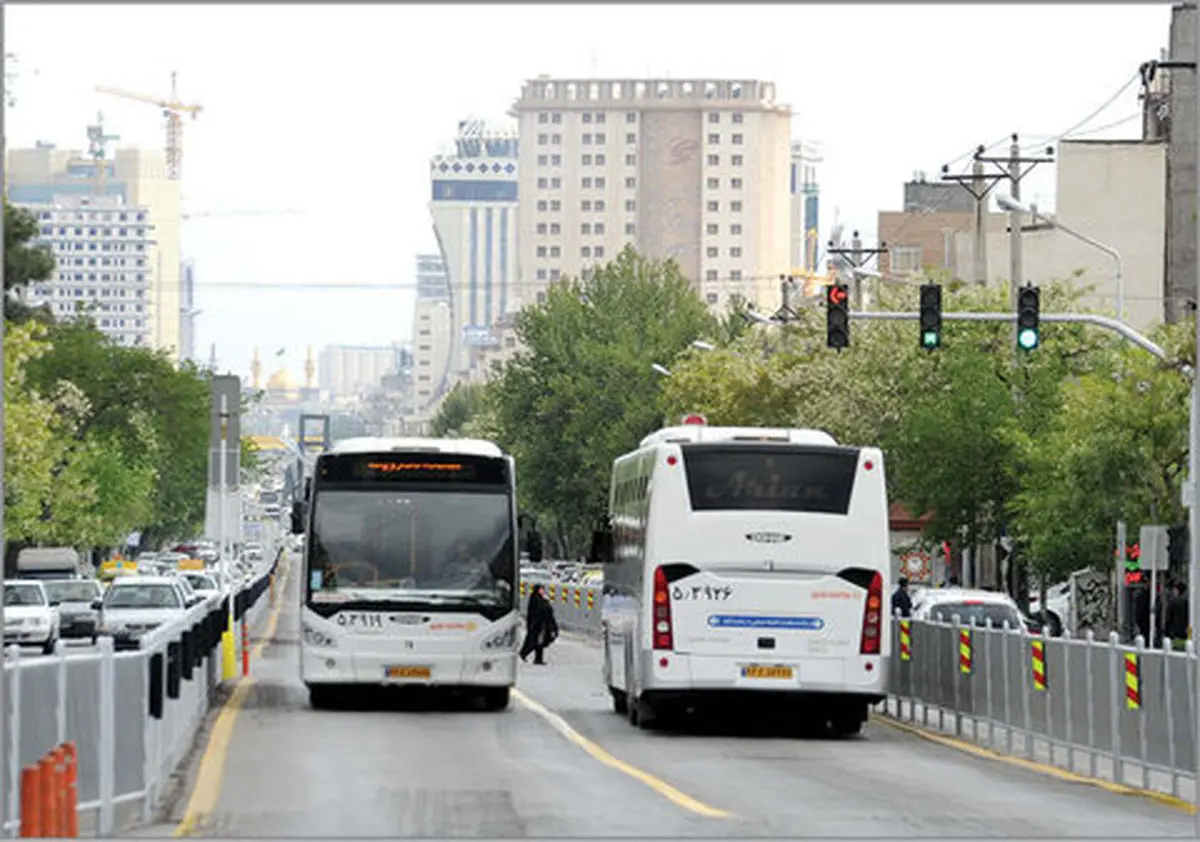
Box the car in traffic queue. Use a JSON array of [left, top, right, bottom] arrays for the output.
[[178, 571, 221, 601], [910, 587, 1030, 632], [3, 580, 61, 654], [95, 576, 203, 650], [42, 579, 104, 645]]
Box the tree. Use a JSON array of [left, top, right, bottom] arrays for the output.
[[4, 201, 56, 324], [431, 381, 492, 437], [491, 246, 718, 554]]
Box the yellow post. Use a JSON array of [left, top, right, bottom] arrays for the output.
[[221, 617, 237, 680], [269, 574, 276, 607]]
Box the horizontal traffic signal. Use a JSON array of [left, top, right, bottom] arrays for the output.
[[919, 284, 942, 350]]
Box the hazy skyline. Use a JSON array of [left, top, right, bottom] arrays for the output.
[[5, 3, 1171, 382]]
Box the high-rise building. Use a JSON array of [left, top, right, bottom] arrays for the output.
[[428, 120, 519, 381], [6, 142, 184, 359], [511, 77, 793, 313], [412, 299, 452, 408], [317, 344, 400, 399], [416, 253, 449, 301], [19, 193, 155, 346], [180, 258, 198, 362]]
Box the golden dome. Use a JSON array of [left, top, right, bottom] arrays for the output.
[[266, 368, 299, 392]]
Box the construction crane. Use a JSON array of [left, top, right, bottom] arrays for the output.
[[86, 111, 120, 196], [95, 71, 201, 181]]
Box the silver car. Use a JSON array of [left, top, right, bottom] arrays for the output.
[[97, 577, 202, 650], [42, 579, 103, 644]]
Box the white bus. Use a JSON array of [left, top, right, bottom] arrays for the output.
[[291, 437, 540, 711], [591, 419, 891, 735]]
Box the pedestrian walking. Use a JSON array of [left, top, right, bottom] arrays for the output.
[[891, 576, 913, 618], [520, 584, 558, 665]]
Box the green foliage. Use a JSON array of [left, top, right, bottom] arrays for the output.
[[490, 246, 718, 553], [4, 201, 57, 324], [431, 381, 492, 438]]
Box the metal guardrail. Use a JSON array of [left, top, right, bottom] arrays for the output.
[[1, 554, 282, 837], [519, 577, 1197, 799]]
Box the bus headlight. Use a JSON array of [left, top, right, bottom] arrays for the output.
[[482, 625, 517, 650], [301, 623, 337, 648]]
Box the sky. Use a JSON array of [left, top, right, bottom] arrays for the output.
[[4, 3, 1172, 382]]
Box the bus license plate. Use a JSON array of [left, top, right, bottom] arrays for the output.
[[385, 665, 431, 680], [741, 665, 793, 680]]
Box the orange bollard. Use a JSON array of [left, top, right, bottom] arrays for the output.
[[20, 765, 42, 838], [62, 742, 78, 838], [50, 746, 68, 838], [39, 755, 58, 839], [241, 618, 250, 676]]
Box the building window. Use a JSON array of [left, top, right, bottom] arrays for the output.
[[731, 223, 743, 235], [731, 200, 743, 212], [731, 178, 743, 189], [595, 200, 606, 211], [706, 269, 719, 282], [707, 293, 719, 304], [708, 113, 720, 124], [706, 246, 719, 258], [537, 246, 548, 258], [583, 154, 592, 166], [550, 269, 561, 280], [624, 177, 636, 189], [595, 246, 605, 258], [595, 133, 606, 143], [732, 133, 744, 145], [732, 154, 744, 166], [730, 247, 743, 258], [625, 154, 637, 166], [582, 223, 592, 235], [708, 134, 720, 145], [707, 154, 720, 166], [582, 246, 592, 258], [730, 270, 743, 281], [552, 112, 563, 124], [626, 112, 637, 123], [707, 201, 719, 212], [891, 245, 923, 274], [707, 223, 720, 235], [551, 177, 561, 188], [732, 113, 744, 124], [582, 177, 593, 189], [552, 134, 562, 144], [537, 292, 547, 303], [539, 113, 549, 124], [538, 134, 548, 145], [550, 246, 561, 258], [550, 223, 561, 235], [537, 223, 548, 234], [625, 199, 636, 212], [538, 177, 549, 189], [595, 153, 606, 165], [626, 133, 637, 144], [707, 177, 720, 189], [582, 113, 593, 124], [596, 113, 606, 124], [537, 200, 548, 212], [595, 177, 606, 188], [537, 269, 548, 280], [551, 200, 561, 211], [583, 133, 593, 145], [594, 222, 605, 234], [582, 200, 592, 211], [552, 154, 562, 165]]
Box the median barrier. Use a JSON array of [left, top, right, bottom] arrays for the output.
[[1, 554, 284, 836]]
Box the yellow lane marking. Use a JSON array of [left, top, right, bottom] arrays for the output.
[[512, 688, 733, 820], [873, 713, 1197, 815], [174, 556, 293, 837]]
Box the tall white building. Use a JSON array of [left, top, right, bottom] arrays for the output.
[[7, 143, 183, 358], [428, 120, 520, 381], [511, 77, 793, 312], [317, 344, 401, 399], [21, 194, 155, 346]]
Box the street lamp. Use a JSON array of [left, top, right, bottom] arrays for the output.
[[995, 193, 1125, 324], [650, 363, 672, 377], [745, 310, 779, 325], [691, 340, 716, 352]]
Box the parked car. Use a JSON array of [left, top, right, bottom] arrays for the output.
[[95, 576, 203, 650], [3, 580, 61, 654], [42, 579, 103, 645]]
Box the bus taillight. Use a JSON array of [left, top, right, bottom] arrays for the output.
[[652, 566, 674, 650], [860, 571, 883, 655]]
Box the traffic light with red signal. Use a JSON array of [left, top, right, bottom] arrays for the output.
[[826, 283, 850, 349]]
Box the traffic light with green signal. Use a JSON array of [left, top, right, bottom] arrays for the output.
[[919, 284, 942, 350], [825, 283, 850, 349], [1017, 285, 1040, 351]]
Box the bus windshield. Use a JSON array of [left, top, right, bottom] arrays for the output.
[[681, 444, 860, 514], [307, 489, 514, 608]]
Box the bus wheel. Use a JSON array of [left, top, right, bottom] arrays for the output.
[[308, 685, 339, 710], [480, 687, 510, 711], [610, 687, 628, 715], [829, 705, 866, 738]]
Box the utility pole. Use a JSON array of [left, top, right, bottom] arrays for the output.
[[941, 150, 1008, 285], [827, 231, 886, 309]]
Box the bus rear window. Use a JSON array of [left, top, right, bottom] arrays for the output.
[[680, 445, 859, 514]]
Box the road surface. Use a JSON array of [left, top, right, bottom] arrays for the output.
[[162, 563, 1195, 837]]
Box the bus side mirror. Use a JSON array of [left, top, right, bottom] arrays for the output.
[[290, 501, 306, 535], [589, 524, 613, 565]]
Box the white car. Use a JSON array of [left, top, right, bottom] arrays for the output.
[[97, 576, 201, 650], [911, 587, 1029, 632], [178, 572, 221, 601], [3, 580, 61, 654]]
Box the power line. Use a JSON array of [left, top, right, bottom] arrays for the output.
[[1021, 70, 1141, 154]]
